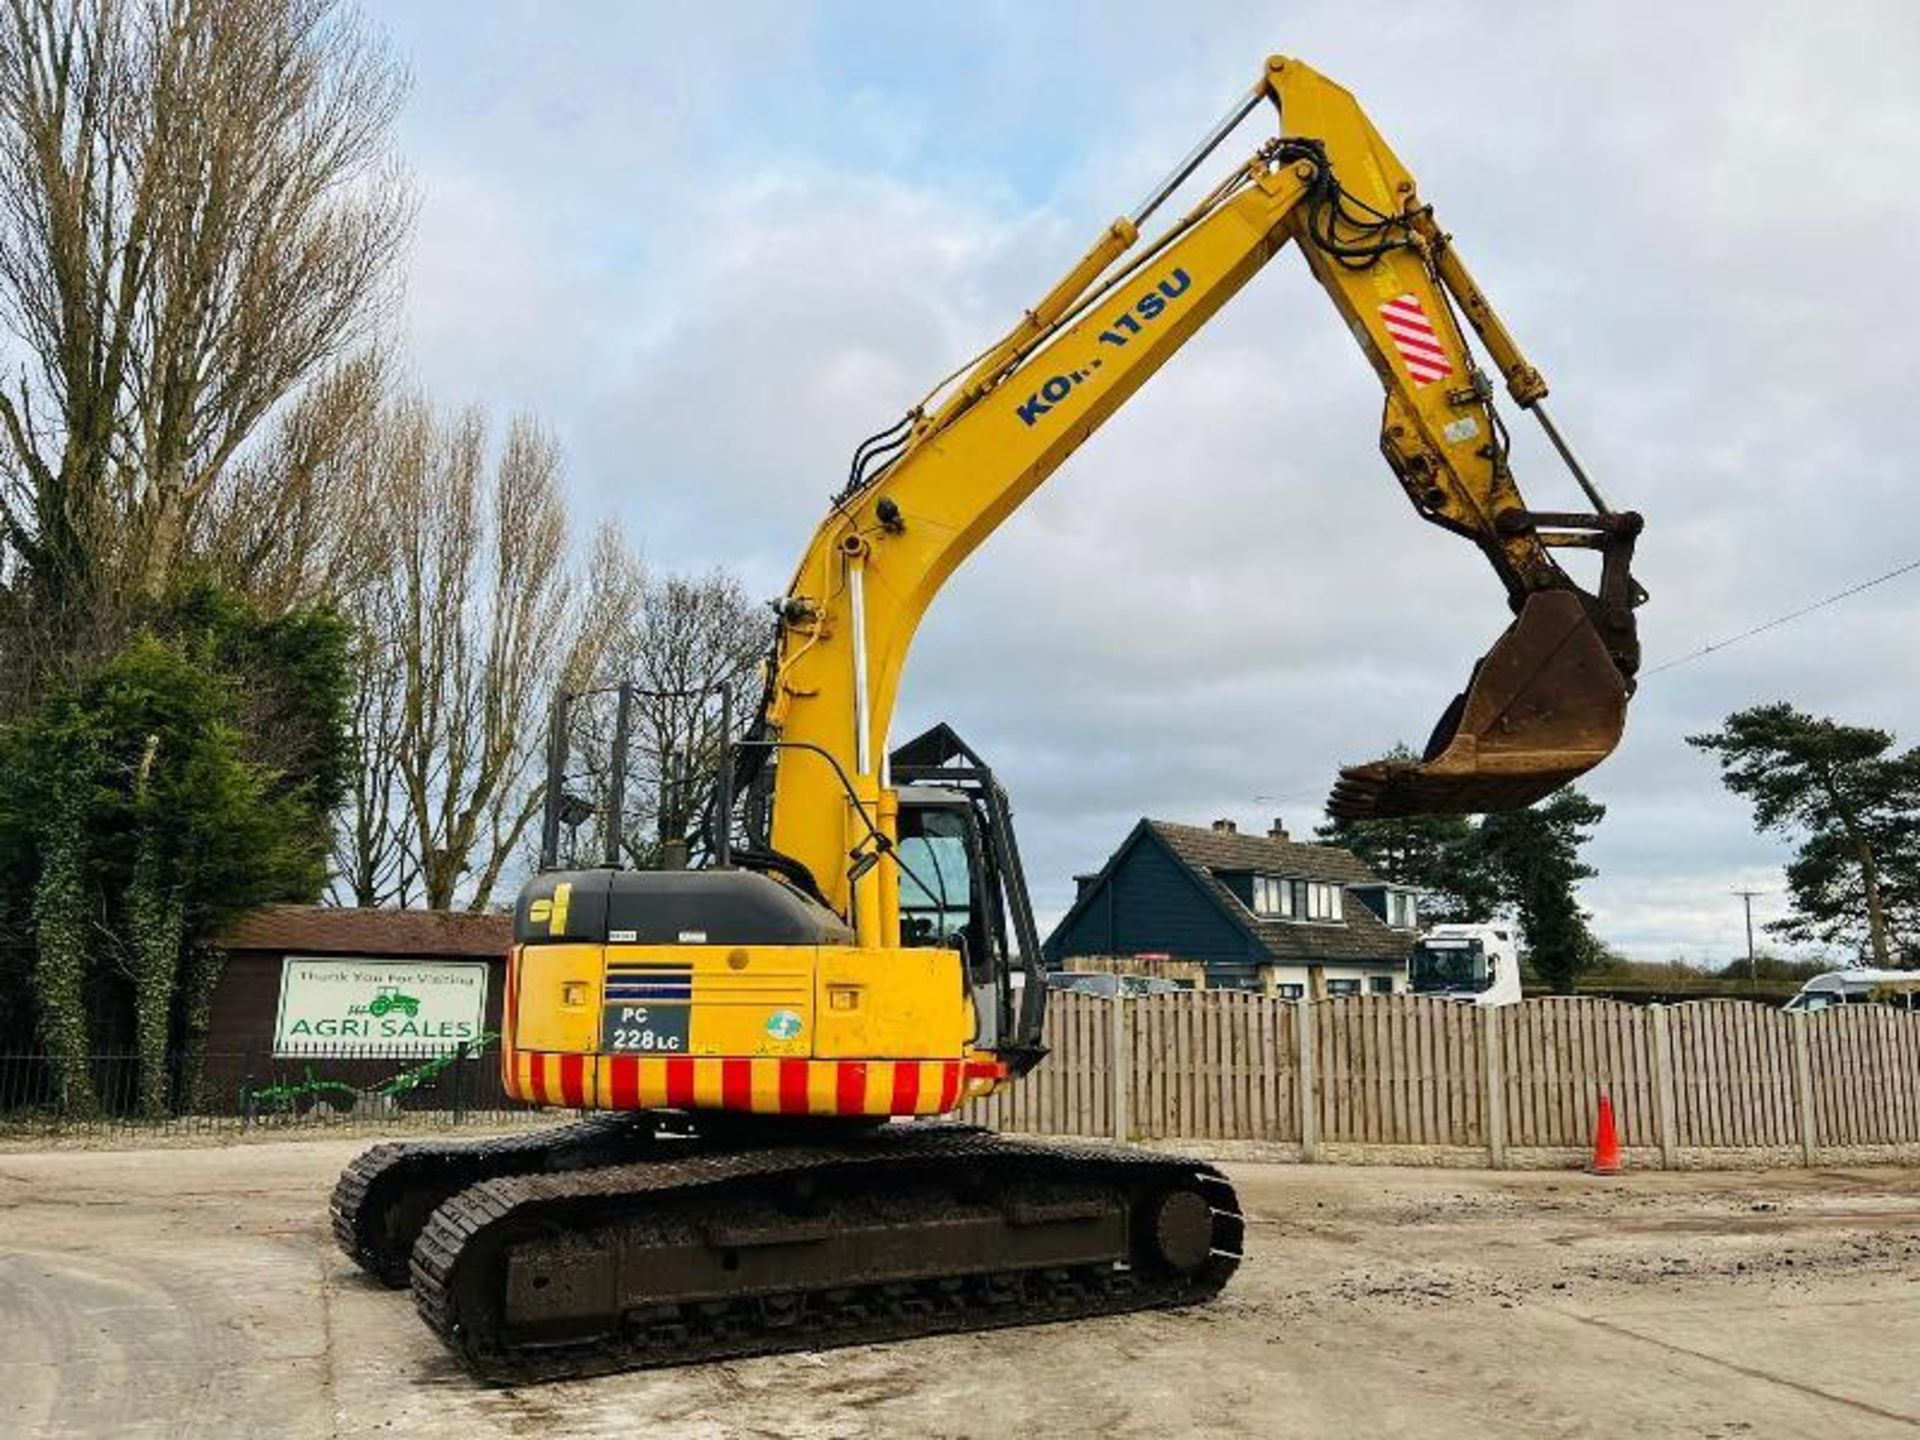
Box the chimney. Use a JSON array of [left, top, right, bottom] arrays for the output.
[[1268, 818, 1290, 842], [1074, 873, 1099, 900], [1210, 818, 1237, 834]]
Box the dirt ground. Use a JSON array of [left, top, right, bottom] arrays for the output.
[[2, 1133, 1918, 1439]]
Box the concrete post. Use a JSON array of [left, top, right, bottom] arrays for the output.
[[1296, 1000, 1319, 1163], [1481, 1003, 1506, 1169], [1648, 1004, 1679, 1168], [1109, 995, 1130, 1145], [1790, 1011, 1819, 1167]]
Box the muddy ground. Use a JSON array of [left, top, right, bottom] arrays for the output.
[[2, 1133, 1917, 1438]]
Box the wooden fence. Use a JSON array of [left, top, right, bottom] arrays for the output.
[[965, 992, 1920, 1166]]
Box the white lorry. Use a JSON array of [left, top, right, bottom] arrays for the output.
[[1407, 923, 1524, 1006]]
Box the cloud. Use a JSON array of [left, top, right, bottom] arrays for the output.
[[381, 0, 1920, 962]]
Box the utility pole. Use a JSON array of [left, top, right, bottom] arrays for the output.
[[1732, 889, 1765, 981]]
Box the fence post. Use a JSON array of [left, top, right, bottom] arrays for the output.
[[1482, 1004, 1507, 1169], [453, 1041, 470, 1127], [1295, 1001, 1318, 1163], [1648, 1005, 1679, 1168], [1109, 996, 1129, 1145], [1790, 1012, 1818, 1167]]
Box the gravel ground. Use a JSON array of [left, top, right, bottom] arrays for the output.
[[2, 1133, 1918, 1438]]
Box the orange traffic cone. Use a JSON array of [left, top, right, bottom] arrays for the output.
[[1590, 1091, 1623, 1175]]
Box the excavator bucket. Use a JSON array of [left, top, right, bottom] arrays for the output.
[[1327, 590, 1630, 820]]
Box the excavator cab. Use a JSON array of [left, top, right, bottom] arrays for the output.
[[531, 693, 1049, 1078], [889, 724, 1048, 1076]]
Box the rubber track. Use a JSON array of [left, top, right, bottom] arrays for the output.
[[330, 1115, 645, 1286], [410, 1128, 1243, 1383]]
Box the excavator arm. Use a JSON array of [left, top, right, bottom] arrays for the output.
[[758, 55, 1644, 937]]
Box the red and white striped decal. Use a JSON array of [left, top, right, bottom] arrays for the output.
[[1378, 293, 1453, 386], [507, 1051, 1004, 1118]]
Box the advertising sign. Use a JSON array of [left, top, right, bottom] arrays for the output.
[[273, 956, 489, 1056]]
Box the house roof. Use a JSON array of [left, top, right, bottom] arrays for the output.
[[1157, 824, 1407, 966], [1148, 821, 1383, 886], [1242, 898, 1411, 966], [218, 904, 511, 958], [1049, 820, 1413, 969]]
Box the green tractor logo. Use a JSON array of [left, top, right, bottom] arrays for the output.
[[365, 985, 421, 1019]]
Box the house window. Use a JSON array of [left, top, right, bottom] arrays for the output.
[[1253, 877, 1343, 922], [1326, 978, 1362, 997], [1370, 975, 1395, 995], [1276, 983, 1305, 1000], [1386, 890, 1418, 929], [1252, 875, 1291, 916], [1303, 882, 1343, 922]]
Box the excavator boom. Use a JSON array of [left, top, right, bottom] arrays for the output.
[[761, 56, 1643, 928]]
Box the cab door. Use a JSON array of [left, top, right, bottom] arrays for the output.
[[893, 800, 1003, 1051]]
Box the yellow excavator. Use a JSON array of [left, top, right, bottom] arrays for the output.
[[333, 55, 1643, 1381]]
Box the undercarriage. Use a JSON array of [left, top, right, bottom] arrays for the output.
[[332, 1119, 1242, 1383]]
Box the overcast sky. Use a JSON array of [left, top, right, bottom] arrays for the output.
[[377, 1, 1920, 963]]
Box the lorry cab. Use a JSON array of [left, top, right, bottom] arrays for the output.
[[1408, 923, 1523, 1006]]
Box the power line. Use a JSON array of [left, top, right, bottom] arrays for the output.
[[1643, 557, 1920, 677], [1248, 556, 1919, 814], [1252, 787, 1330, 806]]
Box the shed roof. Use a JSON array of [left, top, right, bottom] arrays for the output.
[[218, 904, 510, 958]]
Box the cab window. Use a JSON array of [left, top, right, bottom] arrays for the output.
[[896, 806, 973, 947]]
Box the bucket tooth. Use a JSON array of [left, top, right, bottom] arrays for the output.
[[1328, 590, 1630, 820]]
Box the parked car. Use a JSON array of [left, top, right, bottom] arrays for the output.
[[1045, 972, 1195, 999], [1783, 969, 1920, 1013]]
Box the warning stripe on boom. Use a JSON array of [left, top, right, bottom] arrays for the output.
[[1378, 293, 1454, 385]]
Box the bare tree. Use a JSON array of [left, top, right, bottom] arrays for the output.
[[326, 398, 635, 910], [0, 0, 410, 667], [193, 349, 392, 613], [328, 614, 413, 905], [546, 569, 770, 870], [189, 351, 414, 907], [628, 569, 769, 848]]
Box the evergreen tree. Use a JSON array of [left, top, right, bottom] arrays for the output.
[[1689, 703, 1920, 967], [1323, 748, 1609, 992], [1315, 749, 1500, 921], [0, 588, 351, 1111], [1469, 789, 1608, 993]]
